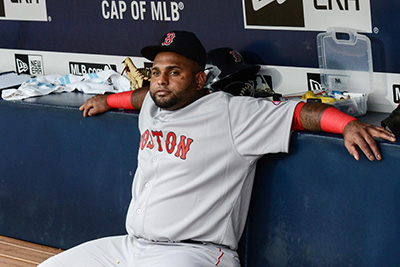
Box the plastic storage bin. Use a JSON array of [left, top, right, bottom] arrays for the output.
[[317, 27, 373, 117]]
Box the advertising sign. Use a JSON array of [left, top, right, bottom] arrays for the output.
[[243, 0, 372, 32], [0, 0, 48, 21]]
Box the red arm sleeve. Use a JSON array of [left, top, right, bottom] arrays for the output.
[[106, 91, 135, 110]]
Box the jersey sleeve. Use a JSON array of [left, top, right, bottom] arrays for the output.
[[228, 96, 298, 161]]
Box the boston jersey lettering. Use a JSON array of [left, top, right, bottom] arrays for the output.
[[140, 129, 194, 160]]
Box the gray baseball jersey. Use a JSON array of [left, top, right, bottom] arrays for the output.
[[39, 91, 298, 267], [126, 91, 298, 250]]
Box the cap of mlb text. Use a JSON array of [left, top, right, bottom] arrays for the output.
[[141, 31, 206, 69]]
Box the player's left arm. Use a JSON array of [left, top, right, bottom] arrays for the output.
[[293, 102, 397, 161]]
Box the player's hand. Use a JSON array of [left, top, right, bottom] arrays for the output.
[[343, 120, 396, 161], [79, 95, 110, 117]]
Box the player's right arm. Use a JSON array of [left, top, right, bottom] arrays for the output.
[[79, 86, 149, 117]]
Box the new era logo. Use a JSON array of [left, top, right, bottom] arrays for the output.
[[15, 54, 44, 75], [307, 73, 322, 91], [16, 58, 29, 73], [242, 0, 372, 32], [243, 0, 305, 28], [251, 0, 287, 11]]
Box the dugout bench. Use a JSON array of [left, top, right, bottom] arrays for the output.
[[0, 93, 399, 267]]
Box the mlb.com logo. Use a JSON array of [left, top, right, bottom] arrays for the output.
[[242, 0, 372, 32]]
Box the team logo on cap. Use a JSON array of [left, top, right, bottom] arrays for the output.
[[162, 32, 176, 46], [229, 50, 242, 63]]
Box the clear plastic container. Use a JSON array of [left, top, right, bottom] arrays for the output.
[[317, 27, 373, 117]]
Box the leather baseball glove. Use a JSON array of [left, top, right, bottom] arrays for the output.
[[122, 57, 151, 90]]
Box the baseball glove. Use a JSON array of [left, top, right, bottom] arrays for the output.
[[122, 57, 151, 90]]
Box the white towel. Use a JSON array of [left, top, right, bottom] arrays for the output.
[[1, 70, 131, 101]]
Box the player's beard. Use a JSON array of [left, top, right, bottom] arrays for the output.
[[150, 91, 179, 109]]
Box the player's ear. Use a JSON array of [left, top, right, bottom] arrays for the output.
[[195, 71, 207, 91]]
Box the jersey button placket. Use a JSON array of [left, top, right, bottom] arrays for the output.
[[139, 155, 159, 233]]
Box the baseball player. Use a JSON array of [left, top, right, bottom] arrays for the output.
[[40, 31, 396, 267]]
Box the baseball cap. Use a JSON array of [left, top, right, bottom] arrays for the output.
[[206, 47, 260, 86], [141, 31, 206, 69]]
